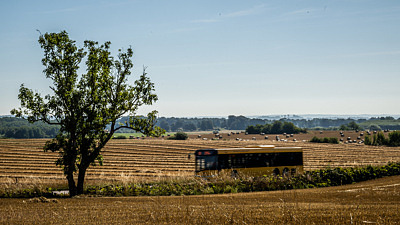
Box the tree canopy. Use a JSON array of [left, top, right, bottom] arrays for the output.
[[245, 121, 305, 135], [11, 31, 164, 196]]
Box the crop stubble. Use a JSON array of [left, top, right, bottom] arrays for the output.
[[1, 138, 400, 224], [1, 138, 400, 184], [0, 176, 399, 224]]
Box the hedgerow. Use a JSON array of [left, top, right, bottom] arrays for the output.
[[310, 136, 339, 144]]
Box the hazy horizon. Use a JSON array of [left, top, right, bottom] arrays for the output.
[[2, 113, 399, 120], [1, 1, 399, 117]]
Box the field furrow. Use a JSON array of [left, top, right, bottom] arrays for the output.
[[1, 139, 400, 183]]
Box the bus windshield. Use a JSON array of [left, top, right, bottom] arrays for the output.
[[195, 155, 218, 172]]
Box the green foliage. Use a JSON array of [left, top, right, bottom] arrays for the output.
[[340, 121, 361, 131], [366, 131, 400, 147], [199, 120, 214, 131], [364, 135, 372, 145], [309, 136, 339, 144], [347, 121, 361, 130], [388, 131, 400, 147], [11, 31, 164, 196], [376, 132, 388, 145], [168, 131, 188, 140], [246, 121, 305, 134], [368, 124, 382, 131], [0, 117, 59, 138], [359, 118, 400, 131], [367, 132, 389, 146]]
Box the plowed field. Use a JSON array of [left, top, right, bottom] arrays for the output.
[[1, 137, 400, 184], [1, 176, 399, 224]]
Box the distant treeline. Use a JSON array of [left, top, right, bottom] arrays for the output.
[[152, 116, 400, 132], [245, 121, 306, 135], [2, 115, 400, 138], [0, 117, 59, 139]]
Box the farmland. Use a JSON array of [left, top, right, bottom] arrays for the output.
[[1, 176, 399, 224], [1, 131, 400, 184], [1, 134, 400, 224]]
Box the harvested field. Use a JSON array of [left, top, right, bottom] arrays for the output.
[[1, 176, 399, 224], [1, 137, 400, 184], [189, 130, 389, 142]]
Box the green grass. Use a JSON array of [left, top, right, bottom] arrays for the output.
[[359, 120, 400, 128]]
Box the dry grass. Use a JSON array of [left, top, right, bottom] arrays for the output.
[[1, 138, 400, 224], [1, 138, 400, 186], [1, 176, 399, 224]]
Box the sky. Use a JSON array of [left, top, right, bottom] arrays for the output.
[[1, 0, 399, 117]]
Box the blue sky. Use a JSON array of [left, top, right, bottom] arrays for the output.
[[1, 0, 399, 117]]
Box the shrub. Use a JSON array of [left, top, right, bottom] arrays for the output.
[[168, 132, 188, 140], [310, 136, 339, 144], [328, 137, 339, 144], [376, 132, 388, 145], [365, 131, 400, 147], [364, 135, 372, 145], [310, 136, 321, 143], [388, 131, 400, 147]]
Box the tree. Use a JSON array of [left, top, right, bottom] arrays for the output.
[[199, 119, 213, 130], [245, 125, 258, 134], [339, 124, 348, 131], [11, 31, 164, 196], [183, 122, 196, 131], [159, 120, 170, 132], [347, 121, 360, 131], [170, 120, 184, 132], [271, 121, 283, 134], [261, 124, 272, 134], [282, 122, 298, 134]]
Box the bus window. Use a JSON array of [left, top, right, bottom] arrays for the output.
[[196, 156, 218, 172]]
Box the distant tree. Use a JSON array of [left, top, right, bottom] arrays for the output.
[[171, 120, 184, 132], [11, 31, 164, 196], [183, 122, 197, 131], [245, 125, 258, 134], [227, 115, 248, 130], [14, 127, 29, 138], [339, 124, 348, 131], [199, 120, 213, 131], [347, 121, 360, 131], [282, 122, 298, 134], [369, 124, 381, 131], [169, 131, 188, 140], [159, 121, 170, 132], [261, 124, 272, 134], [271, 121, 283, 134]]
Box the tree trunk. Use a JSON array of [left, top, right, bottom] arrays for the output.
[[77, 166, 87, 195], [67, 172, 77, 197]]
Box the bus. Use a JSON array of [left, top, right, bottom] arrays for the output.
[[194, 145, 303, 177]]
